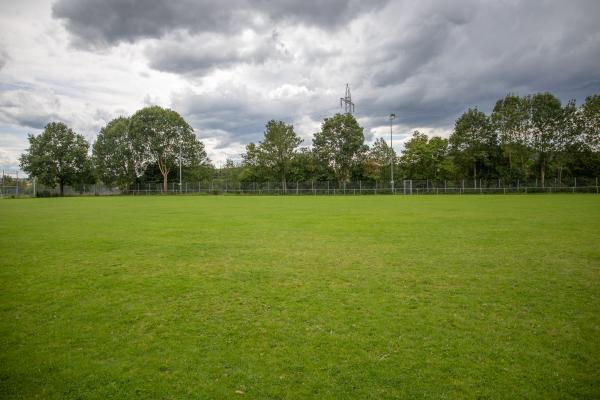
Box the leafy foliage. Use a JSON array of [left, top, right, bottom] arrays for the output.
[[17, 91, 600, 190], [19, 122, 92, 195], [449, 108, 496, 183], [313, 113, 367, 183], [129, 106, 208, 191], [92, 117, 135, 188]]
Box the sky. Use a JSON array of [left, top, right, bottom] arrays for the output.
[[1, 0, 599, 172]]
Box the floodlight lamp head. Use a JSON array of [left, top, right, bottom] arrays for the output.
[[389, 113, 396, 120]]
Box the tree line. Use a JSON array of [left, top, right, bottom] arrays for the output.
[[20, 92, 599, 195]]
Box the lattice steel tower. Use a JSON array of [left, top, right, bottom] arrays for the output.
[[340, 83, 355, 114]]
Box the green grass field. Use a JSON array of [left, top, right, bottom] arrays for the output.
[[1, 195, 599, 399]]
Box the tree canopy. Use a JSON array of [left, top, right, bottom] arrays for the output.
[[92, 116, 134, 189], [312, 113, 367, 184], [16, 90, 600, 194], [20, 122, 92, 195], [128, 106, 208, 191]]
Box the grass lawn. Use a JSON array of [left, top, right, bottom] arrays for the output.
[[1, 194, 599, 399]]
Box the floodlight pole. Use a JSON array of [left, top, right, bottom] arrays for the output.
[[179, 140, 182, 194], [389, 113, 396, 194]]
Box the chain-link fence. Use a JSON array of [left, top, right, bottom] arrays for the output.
[[3, 176, 598, 197]]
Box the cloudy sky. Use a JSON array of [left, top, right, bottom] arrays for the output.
[[1, 0, 599, 171]]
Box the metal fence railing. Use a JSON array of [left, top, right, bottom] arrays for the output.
[[2, 177, 598, 197]]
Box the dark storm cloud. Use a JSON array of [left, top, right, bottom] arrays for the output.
[[145, 31, 287, 75], [50, 0, 600, 151], [52, 0, 387, 47], [173, 94, 265, 149], [354, 0, 600, 130], [172, 89, 303, 149]]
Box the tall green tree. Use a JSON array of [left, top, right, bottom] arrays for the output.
[[428, 136, 454, 180], [399, 131, 430, 179], [129, 106, 207, 192], [491, 94, 531, 179], [399, 131, 453, 180], [219, 159, 243, 184], [365, 137, 395, 182], [313, 113, 367, 184], [566, 95, 600, 178], [527, 92, 572, 186], [240, 142, 266, 182], [449, 108, 496, 185], [92, 116, 135, 188], [580, 95, 600, 153], [288, 147, 321, 182], [19, 122, 92, 196], [258, 120, 302, 190]]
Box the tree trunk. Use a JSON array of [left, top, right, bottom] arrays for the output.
[[558, 164, 563, 185], [473, 162, 477, 188], [540, 162, 545, 188], [60, 181, 64, 196], [282, 173, 286, 193], [163, 173, 168, 193]]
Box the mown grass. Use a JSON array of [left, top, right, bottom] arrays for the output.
[[0, 194, 599, 399]]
